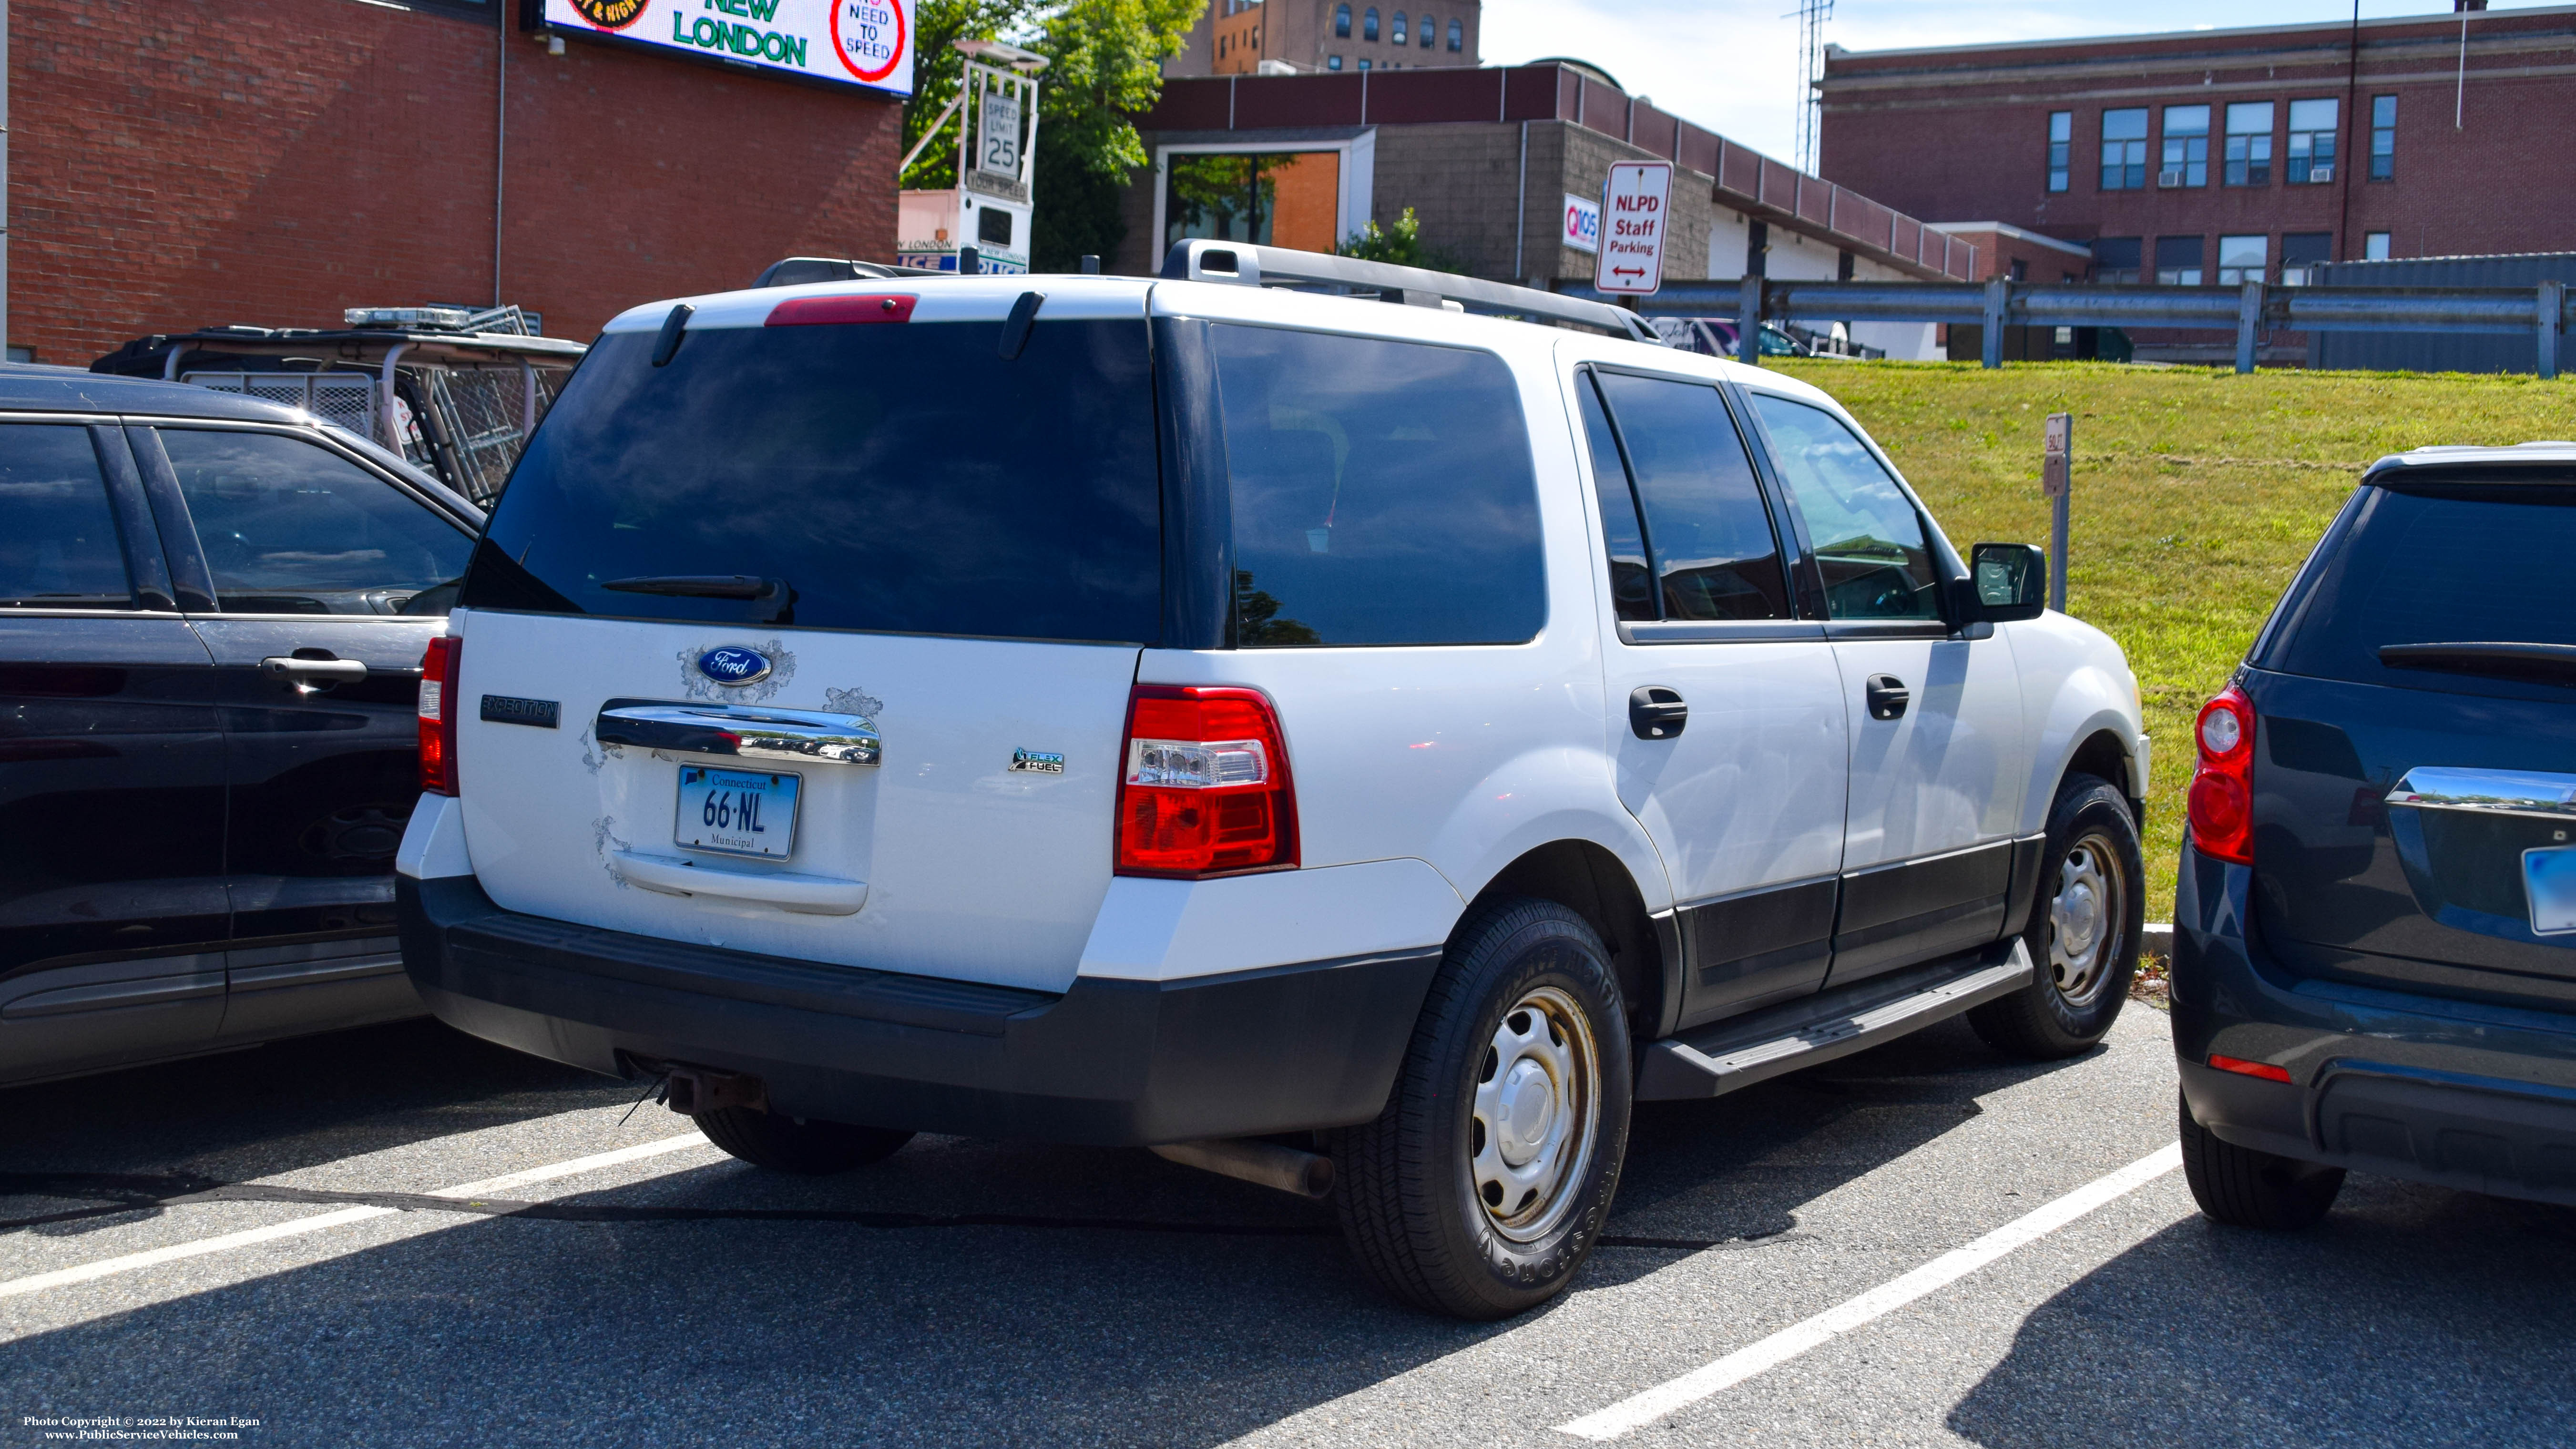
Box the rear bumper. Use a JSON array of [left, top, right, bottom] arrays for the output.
[[2172, 842, 2576, 1206], [398, 875, 1439, 1146]]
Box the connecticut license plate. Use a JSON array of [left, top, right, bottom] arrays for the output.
[[675, 765, 800, 859], [2525, 845, 2576, 936]]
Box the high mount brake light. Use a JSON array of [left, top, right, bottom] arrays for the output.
[[2187, 684, 2256, 866], [419, 636, 461, 796], [764, 294, 917, 326], [1115, 685, 1298, 878]]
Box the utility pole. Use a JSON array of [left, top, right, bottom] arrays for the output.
[[1791, 0, 1833, 173]]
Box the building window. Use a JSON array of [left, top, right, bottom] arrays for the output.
[[1390, 10, 1405, 43], [2155, 235, 2204, 286], [2008, 259, 2028, 282], [1363, 7, 1378, 40], [2216, 234, 2268, 285], [2225, 102, 2274, 186], [1335, 3, 1350, 37], [1447, 18, 1461, 51], [1420, 12, 1434, 47], [2099, 108, 2147, 190], [2280, 232, 2333, 285], [2370, 95, 2396, 181], [1358, 57, 1371, 70], [1327, 53, 1342, 70], [2365, 231, 2392, 261], [2287, 99, 2338, 184], [2046, 111, 2071, 192], [2160, 105, 2209, 188], [2093, 237, 2142, 285]]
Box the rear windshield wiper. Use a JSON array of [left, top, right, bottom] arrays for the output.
[[602, 575, 794, 623], [2378, 642, 2576, 689]]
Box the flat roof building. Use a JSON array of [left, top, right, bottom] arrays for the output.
[[1818, 4, 2576, 284], [1170, 0, 1483, 78]]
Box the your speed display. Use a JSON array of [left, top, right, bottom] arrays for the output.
[[542, 0, 915, 98]]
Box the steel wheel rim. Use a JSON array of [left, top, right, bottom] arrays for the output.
[[1469, 985, 1600, 1244], [2048, 831, 2124, 1007]]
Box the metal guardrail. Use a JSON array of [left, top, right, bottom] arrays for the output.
[[1552, 277, 2575, 377]]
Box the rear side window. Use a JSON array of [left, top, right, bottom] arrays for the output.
[[1212, 326, 1542, 646], [0, 425, 131, 609], [467, 317, 1161, 643], [2264, 481, 2576, 698], [159, 430, 471, 615], [1588, 371, 1789, 621]]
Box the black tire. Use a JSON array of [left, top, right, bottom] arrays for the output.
[[1968, 773, 2145, 1061], [2178, 1090, 2343, 1229], [695, 1106, 913, 1175], [1330, 897, 1633, 1321]]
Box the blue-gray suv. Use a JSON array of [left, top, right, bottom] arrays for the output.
[[2175, 443, 2576, 1226]]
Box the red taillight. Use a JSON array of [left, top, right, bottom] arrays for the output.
[[1114, 685, 1297, 878], [2186, 684, 2255, 865], [418, 636, 460, 796], [2208, 1053, 2292, 1083]]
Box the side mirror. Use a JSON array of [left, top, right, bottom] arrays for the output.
[[1961, 542, 2047, 623]]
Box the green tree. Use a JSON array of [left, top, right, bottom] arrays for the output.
[[1027, 0, 1203, 271], [896, 0, 1201, 269], [1338, 206, 1425, 265]]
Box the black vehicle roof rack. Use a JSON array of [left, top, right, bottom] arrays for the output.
[[1159, 239, 1658, 343]]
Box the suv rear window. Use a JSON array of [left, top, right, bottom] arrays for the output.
[[2262, 480, 2576, 697], [1211, 326, 1543, 646], [463, 316, 1161, 643]]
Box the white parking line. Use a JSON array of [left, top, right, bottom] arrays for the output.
[[0, 1131, 710, 1303], [1556, 1142, 2184, 1441]]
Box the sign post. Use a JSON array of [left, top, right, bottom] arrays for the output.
[[1594, 162, 1671, 297], [2042, 412, 2072, 613], [895, 39, 1046, 275]]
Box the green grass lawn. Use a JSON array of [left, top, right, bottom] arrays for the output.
[[1770, 359, 2576, 913]]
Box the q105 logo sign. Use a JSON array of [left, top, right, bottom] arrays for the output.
[[544, 0, 914, 99]]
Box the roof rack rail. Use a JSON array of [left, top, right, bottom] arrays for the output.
[[1160, 240, 1658, 343]]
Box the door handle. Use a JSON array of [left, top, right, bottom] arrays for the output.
[[1629, 686, 1688, 740], [1865, 673, 1910, 721], [260, 655, 369, 694]]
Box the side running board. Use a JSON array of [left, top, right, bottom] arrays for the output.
[[1636, 938, 2034, 1101]]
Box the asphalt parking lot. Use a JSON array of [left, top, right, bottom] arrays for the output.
[[5, 999, 2573, 1449]]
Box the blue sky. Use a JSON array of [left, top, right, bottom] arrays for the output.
[[1478, 0, 2566, 163]]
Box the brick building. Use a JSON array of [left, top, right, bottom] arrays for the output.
[[1169, 0, 1482, 77], [1121, 64, 1980, 358], [7, 0, 905, 366], [1817, 3, 2576, 284]]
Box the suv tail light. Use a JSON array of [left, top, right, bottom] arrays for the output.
[[419, 636, 461, 796], [2186, 684, 2255, 865], [1115, 685, 1297, 877]]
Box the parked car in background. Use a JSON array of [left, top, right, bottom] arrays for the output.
[[396, 244, 2150, 1320], [2175, 443, 2576, 1226], [0, 365, 481, 1087]]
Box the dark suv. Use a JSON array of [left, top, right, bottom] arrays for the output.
[[0, 365, 482, 1086], [2174, 443, 2576, 1226]]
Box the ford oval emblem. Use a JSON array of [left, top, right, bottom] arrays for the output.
[[695, 646, 773, 687]]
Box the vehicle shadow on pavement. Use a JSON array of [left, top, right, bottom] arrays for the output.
[[0, 1021, 634, 1235], [1607, 1017, 2094, 1248], [1948, 1173, 2576, 1447], [0, 1016, 2116, 1447]]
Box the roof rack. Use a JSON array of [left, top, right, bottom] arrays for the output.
[[1159, 240, 1658, 343]]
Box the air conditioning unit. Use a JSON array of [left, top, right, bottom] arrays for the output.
[[2311, 164, 2335, 183], [2158, 169, 2186, 187]]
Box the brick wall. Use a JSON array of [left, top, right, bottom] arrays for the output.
[[1818, 10, 2576, 266], [10, 0, 901, 364]]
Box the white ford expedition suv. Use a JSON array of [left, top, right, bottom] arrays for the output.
[[396, 243, 2149, 1320]]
